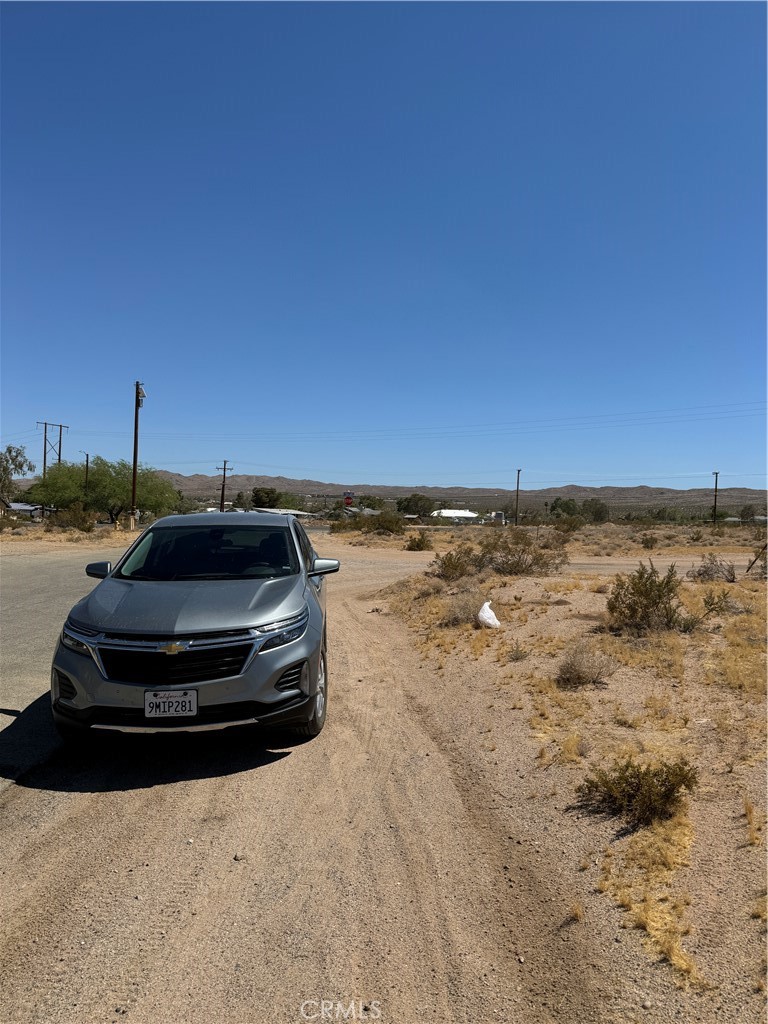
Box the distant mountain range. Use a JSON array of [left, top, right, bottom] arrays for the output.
[[154, 471, 765, 513]]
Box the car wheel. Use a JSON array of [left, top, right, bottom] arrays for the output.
[[293, 649, 327, 738]]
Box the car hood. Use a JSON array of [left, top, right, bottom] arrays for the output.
[[68, 575, 307, 635]]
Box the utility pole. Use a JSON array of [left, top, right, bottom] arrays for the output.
[[514, 468, 521, 526], [218, 460, 231, 512], [36, 421, 69, 479], [712, 470, 719, 525], [80, 451, 90, 493], [130, 382, 147, 531]]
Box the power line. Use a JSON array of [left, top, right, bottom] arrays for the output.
[[48, 400, 765, 445], [35, 421, 68, 479]]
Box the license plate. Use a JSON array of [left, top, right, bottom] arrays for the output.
[[144, 689, 198, 717]]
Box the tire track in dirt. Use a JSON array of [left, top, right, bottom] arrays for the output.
[[1, 544, 614, 1024]]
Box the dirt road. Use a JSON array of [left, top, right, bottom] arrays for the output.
[[0, 541, 733, 1023]]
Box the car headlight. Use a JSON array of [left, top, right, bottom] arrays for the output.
[[256, 609, 309, 652], [60, 625, 95, 656]]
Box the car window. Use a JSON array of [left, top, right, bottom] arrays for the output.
[[293, 523, 314, 570], [115, 525, 300, 581]]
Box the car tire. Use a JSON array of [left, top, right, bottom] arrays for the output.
[[292, 649, 327, 738]]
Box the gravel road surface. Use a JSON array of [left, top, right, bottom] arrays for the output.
[[0, 540, 757, 1023]]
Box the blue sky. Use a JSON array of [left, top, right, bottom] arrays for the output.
[[2, 2, 765, 492]]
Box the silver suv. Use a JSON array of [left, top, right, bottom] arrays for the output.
[[50, 512, 339, 742]]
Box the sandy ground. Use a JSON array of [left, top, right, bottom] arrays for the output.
[[0, 530, 765, 1024]]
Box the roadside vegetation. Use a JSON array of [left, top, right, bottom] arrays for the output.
[[375, 519, 766, 990], [13, 456, 179, 526]]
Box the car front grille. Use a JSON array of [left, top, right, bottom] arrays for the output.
[[98, 643, 253, 685]]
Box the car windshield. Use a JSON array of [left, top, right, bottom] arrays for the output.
[[114, 524, 300, 581]]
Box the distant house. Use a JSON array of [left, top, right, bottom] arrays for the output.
[[339, 506, 378, 517], [1, 500, 47, 519], [430, 509, 479, 521], [253, 507, 318, 518]]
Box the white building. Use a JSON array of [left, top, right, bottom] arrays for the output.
[[430, 509, 479, 520]]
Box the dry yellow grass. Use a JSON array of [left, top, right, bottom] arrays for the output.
[[707, 606, 766, 697], [596, 633, 686, 683], [742, 797, 765, 847], [642, 692, 691, 732], [548, 579, 583, 594], [751, 893, 767, 923], [566, 901, 585, 924], [599, 812, 701, 984], [0, 527, 134, 548]]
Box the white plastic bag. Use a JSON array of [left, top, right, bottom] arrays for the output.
[[477, 600, 500, 629]]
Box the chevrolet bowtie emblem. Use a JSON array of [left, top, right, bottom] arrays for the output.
[[159, 641, 190, 655]]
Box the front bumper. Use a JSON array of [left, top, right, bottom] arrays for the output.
[[50, 622, 322, 735], [52, 692, 314, 733]]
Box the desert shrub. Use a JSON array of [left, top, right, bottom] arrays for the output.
[[688, 529, 703, 543], [44, 502, 95, 533], [537, 529, 568, 551], [698, 589, 734, 619], [685, 553, 736, 583], [639, 532, 657, 550], [0, 517, 31, 532], [438, 589, 485, 627], [330, 510, 405, 535], [552, 515, 586, 534], [607, 562, 691, 633], [404, 529, 432, 551], [432, 530, 568, 581], [475, 529, 568, 576], [412, 577, 445, 599], [747, 546, 767, 580], [371, 509, 406, 535], [507, 640, 529, 662], [557, 642, 616, 689], [430, 543, 476, 581], [330, 515, 363, 533], [575, 757, 698, 828]]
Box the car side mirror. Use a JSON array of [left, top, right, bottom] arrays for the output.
[[308, 557, 340, 577], [85, 561, 112, 579]]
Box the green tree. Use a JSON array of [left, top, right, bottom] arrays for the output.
[[396, 493, 435, 517], [548, 495, 581, 516], [251, 486, 281, 508], [581, 498, 610, 524], [358, 494, 385, 510], [174, 489, 199, 514], [26, 457, 178, 523], [233, 491, 253, 510], [740, 505, 756, 523], [24, 460, 86, 510], [0, 445, 36, 501], [550, 497, 581, 518], [279, 493, 306, 511]]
